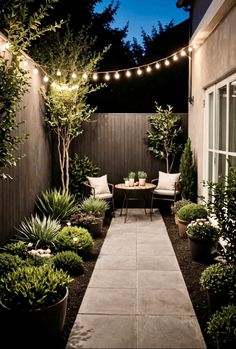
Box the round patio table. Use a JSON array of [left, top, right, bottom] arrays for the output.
[[115, 183, 156, 222]]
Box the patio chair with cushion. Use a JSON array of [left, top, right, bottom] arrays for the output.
[[83, 174, 115, 215], [150, 171, 181, 220]]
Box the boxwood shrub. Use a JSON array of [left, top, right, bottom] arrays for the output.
[[53, 251, 84, 276]]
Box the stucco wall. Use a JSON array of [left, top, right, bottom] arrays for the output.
[[189, 4, 236, 196]]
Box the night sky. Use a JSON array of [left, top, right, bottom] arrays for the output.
[[95, 0, 189, 43]]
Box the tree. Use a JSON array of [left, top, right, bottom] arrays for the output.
[[147, 104, 183, 173], [38, 25, 107, 193], [179, 138, 197, 201], [0, 0, 62, 179]]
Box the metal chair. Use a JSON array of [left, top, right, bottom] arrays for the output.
[[83, 180, 115, 215]]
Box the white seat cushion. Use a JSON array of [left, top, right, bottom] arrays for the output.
[[157, 171, 180, 191], [87, 174, 111, 195], [92, 193, 113, 200], [154, 189, 180, 196]]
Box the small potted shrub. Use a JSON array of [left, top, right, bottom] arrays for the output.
[[0, 264, 73, 342], [207, 305, 236, 349], [177, 203, 208, 237], [170, 199, 191, 225], [200, 263, 236, 313], [186, 218, 220, 263], [137, 171, 147, 186], [128, 171, 136, 187]]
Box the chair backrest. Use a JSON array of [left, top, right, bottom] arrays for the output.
[[86, 174, 111, 197]]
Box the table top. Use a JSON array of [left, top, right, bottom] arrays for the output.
[[115, 183, 156, 190]]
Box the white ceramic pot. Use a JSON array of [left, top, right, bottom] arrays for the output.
[[129, 178, 135, 187], [139, 178, 146, 186], [125, 180, 129, 187]]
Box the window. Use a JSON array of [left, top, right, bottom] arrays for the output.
[[205, 73, 236, 183]]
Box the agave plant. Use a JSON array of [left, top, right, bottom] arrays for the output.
[[79, 197, 109, 216], [15, 214, 61, 249], [37, 188, 78, 222]]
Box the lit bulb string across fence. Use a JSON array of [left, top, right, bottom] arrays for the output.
[[0, 33, 194, 88]]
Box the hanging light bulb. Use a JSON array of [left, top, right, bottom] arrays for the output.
[[180, 50, 186, 56], [155, 62, 160, 69], [188, 47, 193, 52], [193, 44, 198, 49], [56, 70, 62, 76], [126, 70, 131, 77], [82, 72, 88, 80], [105, 73, 110, 81], [71, 72, 77, 79], [137, 68, 142, 76], [165, 59, 170, 66], [33, 67, 39, 74], [43, 75, 49, 82], [146, 66, 152, 73], [92, 73, 98, 80], [173, 54, 178, 61], [114, 72, 120, 79], [51, 82, 56, 88]]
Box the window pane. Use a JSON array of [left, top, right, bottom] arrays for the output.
[[215, 85, 227, 150], [208, 151, 213, 181], [229, 155, 236, 167], [215, 153, 226, 180], [208, 92, 214, 148], [229, 81, 236, 152]]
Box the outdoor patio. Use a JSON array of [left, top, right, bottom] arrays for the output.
[[66, 208, 206, 349]]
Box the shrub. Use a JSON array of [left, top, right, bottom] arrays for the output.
[[0, 253, 25, 275], [37, 188, 78, 222], [177, 203, 207, 222], [79, 197, 109, 216], [70, 211, 96, 226], [128, 171, 136, 179], [55, 226, 94, 258], [207, 305, 236, 348], [170, 199, 191, 215], [53, 251, 84, 276], [187, 219, 220, 241], [15, 214, 61, 249], [200, 263, 236, 301], [0, 264, 73, 311], [69, 154, 100, 199], [137, 171, 147, 179], [0, 241, 28, 259]]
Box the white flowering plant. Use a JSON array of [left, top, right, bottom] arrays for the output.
[[187, 218, 220, 241]]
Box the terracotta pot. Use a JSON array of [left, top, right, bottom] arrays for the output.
[[0, 287, 69, 342], [174, 214, 179, 225], [177, 219, 188, 237]]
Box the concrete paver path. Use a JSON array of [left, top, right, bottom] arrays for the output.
[[66, 209, 206, 349]]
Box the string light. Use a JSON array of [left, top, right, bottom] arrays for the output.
[[23, 60, 28, 67], [126, 70, 131, 77], [56, 70, 61, 76], [71, 72, 77, 79], [188, 47, 193, 52], [181, 50, 186, 56], [146, 66, 152, 73], [92, 73, 98, 80], [173, 54, 178, 61], [114, 72, 120, 79], [105, 73, 110, 81], [137, 68, 142, 76], [43, 75, 49, 82], [82, 72, 88, 79], [155, 62, 161, 69], [165, 59, 170, 66], [33, 67, 39, 74]]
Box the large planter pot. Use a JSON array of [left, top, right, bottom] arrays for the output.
[[205, 288, 230, 314], [177, 219, 189, 237], [0, 287, 69, 342], [88, 218, 103, 237], [187, 235, 216, 264]]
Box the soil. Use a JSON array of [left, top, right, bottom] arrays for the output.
[[53, 208, 216, 348]]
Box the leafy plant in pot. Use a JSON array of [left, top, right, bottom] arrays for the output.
[[0, 264, 73, 343], [200, 262, 236, 313], [186, 218, 220, 263], [171, 199, 191, 225], [137, 171, 147, 186], [128, 171, 136, 187], [206, 304, 236, 349], [177, 203, 208, 237]]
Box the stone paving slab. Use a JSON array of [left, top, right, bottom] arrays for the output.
[[66, 209, 206, 349]]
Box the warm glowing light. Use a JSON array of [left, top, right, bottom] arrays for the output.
[[33, 67, 39, 74], [71, 72, 77, 79], [165, 59, 170, 66], [137, 68, 142, 75], [188, 47, 193, 52], [155, 62, 160, 69], [173, 54, 178, 61], [51, 82, 56, 87], [43, 75, 49, 82], [105, 73, 110, 81], [3, 41, 10, 50], [82, 72, 88, 79], [23, 60, 28, 67], [126, 70, 131, 77], [114, 72, 120, 79], [180, 50, 186, 56], [92, 73, 98, 80], [56, 70, 62, 76], [193, 44, 198, 49], [146, 66, 152, 73]]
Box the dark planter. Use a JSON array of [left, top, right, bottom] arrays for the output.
[[206, 288, 231, 314], [88, 217, 103, 237], [187, 235, 216, 264], [0, 287, 69, 342]]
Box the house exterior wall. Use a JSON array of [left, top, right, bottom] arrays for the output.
[[189, 2, 236, 196]]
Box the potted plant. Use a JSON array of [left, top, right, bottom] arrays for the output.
[[128, 171, 136, 187], [138, 171, 147, 186], [200, 263, 236, 313], [207, 305, 236, 349], [0, 264, 73, 342], [177, 203, 208, 237], [171, 199, 191, 225], [186, 218, 220, 263]]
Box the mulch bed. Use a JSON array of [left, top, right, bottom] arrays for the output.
[[56, 208, 216, 348]]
